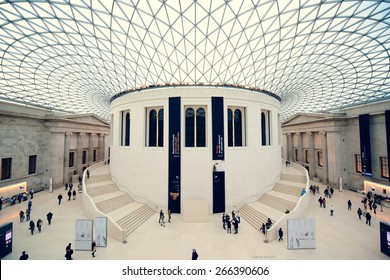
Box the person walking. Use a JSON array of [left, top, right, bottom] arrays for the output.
[[37, 218, 43, 233], [57, 193, 63, 205], [46, 211, 53, 225], [168, 209, 171, 223], [67, 190, 72, 201], [72, 189, 76, 200], [347, 200, 352, 210], [19, 251, 29, 260], [222, 213, 226, 230], [357, 207, 363, 220], [191, 249, 198, 260], [86, 169, 90, 179], [278, 228, 284, 241], [318, 197, 323, 208], [373, 203, 377, 214], [330, 205, 334, 216], [29, 220, 35, 235], [26, 208, 31, 221], [19, 210, 25, 223], [322, 197, 326, 208], [91, 240, 96, 257], [159, 210, 163, 224], [366, 211, 372, 226]]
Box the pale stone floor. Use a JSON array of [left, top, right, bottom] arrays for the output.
[[1, 177, 389, 260]]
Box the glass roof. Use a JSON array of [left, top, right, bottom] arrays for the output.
[[0, 0, 389, 120]]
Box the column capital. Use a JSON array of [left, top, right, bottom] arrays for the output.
[[89, 133, 96, 137], [319, 131, 326, 135], [286, 132, 292, 136], [65, 132, 73, 136], [295, 132, 301, 136], [306, 132, 313, 136], [78, 132, 85, 137]]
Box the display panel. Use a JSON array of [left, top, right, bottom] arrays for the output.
[[287, 219, 316, 249], [380, 222, 390, 257], [75, 219, 93, 251], [0, 222, 13, 259], [96, 217, 107, 247]]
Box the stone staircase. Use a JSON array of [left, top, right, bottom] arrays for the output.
[[85, 167, 155, 238], [240, 165, 306, 233]]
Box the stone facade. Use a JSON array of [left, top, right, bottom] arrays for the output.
[[281, 101, 390, 190], [0, 102, 110, 193]]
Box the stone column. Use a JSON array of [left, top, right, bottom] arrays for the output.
[[297, 132, 303, 164], [320, 131, 328, 184], [307, 132, 316, 178], [63, 132, 72, 184], [76, 133, 85, 175], [288, 133, 294, 162], [98, 134, 105, 162], [282, 133, 288, 160], [88, 133, 95, 166]]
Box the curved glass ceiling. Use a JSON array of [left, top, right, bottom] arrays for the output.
[[1, 0, 389, 120]]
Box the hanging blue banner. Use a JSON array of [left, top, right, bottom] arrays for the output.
[[359, 114, 372, 177], [168, 97, 181, 213], [386, 110, 390, 181], [212, 97, 225, 160]]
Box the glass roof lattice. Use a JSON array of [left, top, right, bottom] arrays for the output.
[[0, 0, 389, 120]]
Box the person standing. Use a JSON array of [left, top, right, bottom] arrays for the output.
[[191, 249, 198, 260], [86, 169, 90, 179], [347, 200, 352, 210], [72, 189, 76, 200], [222, 213, 226, 230], [19, 251, 29, 260], [330, 205, 334, 216], [91, 240, 97, 257], [47, 211, 53, 225], [65, 243, 73, 260], [168, 209, 171, 223], [26, 208, 31, 221], [373, 203, 377, 214], [37, 218, 43, 233], [57, 193, 63, 205], [29, 220, 35, 235], [322, 197, 326, 208], [278, 228, 284, 241], [29, 189, 34, 199], [357, 208, 363, 220], [67, 190, 72, 201], [159, 210, 163, 224]]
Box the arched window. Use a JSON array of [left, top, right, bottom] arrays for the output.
[[149, 109, 157, 147], [146, 107, 164, 147], [227, 107, 246, 147], [158, 109, 164, 147], [261, 109, 271, 146], [227, 109, 233, 147], [121, 110, 130, 146], [185, 108, 195, 147], [125, 112, 130, 146], [234, 109, 242, 146], [185, 106, 206, 147], [196, 108, 206, 147], [261, 112, 266, 146]]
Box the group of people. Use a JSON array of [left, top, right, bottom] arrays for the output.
[[222, 210, 240, 234], [260, 217, 273, 234], [1, 189, 34, 208], [159, 209, 172, 227], [309, 184, 320, 195]]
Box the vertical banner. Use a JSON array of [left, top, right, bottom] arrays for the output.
[[212, 97, 225, 160], [168, 97, 181, 213], [359, 114, 372, 177], [213, 168, 225, 213], [75, 219, 93, 250], [95, 217, 107, 247], [386, 110, 390, 182]]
